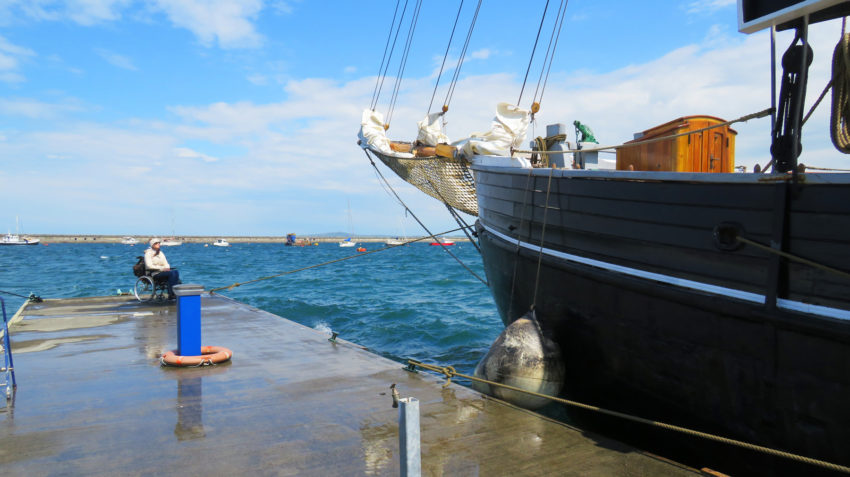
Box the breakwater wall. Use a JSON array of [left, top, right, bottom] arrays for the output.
[[25, 235, 469, 244]]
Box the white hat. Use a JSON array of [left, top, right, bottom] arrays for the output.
[[149, 237, 162, 246]]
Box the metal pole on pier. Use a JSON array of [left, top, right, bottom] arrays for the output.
[[398, 397, 421, 477]]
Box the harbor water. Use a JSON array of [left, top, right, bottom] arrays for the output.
[[0, 241, 501, 375]]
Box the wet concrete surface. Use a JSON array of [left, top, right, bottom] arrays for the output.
[[0, 295, 699, 476]]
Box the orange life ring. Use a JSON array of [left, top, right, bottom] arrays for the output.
[[161, 346, 233, 367]]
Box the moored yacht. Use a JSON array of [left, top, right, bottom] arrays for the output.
[[0, 233, 39, 246]]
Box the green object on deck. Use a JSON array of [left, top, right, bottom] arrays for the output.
[[573, 120, 598, 144]]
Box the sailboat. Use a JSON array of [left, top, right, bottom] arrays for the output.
[[162, 212, 182, 246], [1, 217, 39, 246], [385, 218, 407, 245], [359, 0, 850, 473], [339, 200, 357, 247]]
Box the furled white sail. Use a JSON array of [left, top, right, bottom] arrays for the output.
[[454, 102, 530, 158], [358, 109, 414, 158], [416, 111, 450, 146]]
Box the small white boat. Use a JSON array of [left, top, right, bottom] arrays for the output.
[[385, 237, 405, 246], [339, 238, 356, 248], [121, 236, 138, 245], [161, 238, 182, 246], [213, 238, 230, 247], [0, 233, 39, 246]]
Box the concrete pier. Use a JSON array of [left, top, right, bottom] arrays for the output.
[[0, 295, 698, 475]]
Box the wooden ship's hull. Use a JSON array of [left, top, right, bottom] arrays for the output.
[[472, 166, 850, 471]]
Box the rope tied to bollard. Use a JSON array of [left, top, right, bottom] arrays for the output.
[[405, 359, 850, 474]]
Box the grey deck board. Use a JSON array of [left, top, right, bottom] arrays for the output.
[[0, 295, 699, 476]]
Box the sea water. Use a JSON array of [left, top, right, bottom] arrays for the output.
[[0, 242, 502, 375]]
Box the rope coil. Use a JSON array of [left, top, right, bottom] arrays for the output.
[[831, 31, 850, 152]]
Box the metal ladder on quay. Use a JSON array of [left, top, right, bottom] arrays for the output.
[[1, 297, 16, 402]]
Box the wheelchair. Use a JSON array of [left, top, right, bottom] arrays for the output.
[[134, 272, 169, 301]]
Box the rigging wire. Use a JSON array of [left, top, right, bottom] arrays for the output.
[[517, 0, 552, 109], [364, 149, 488, 285], [531, 0, 569, 113], [370, 0, 404, 111], [443, 0, 484, 112], [428, 0, 466, 115], [208, 226, 472, 294], [387, 0, 424, 128], [443, 203, 481, 254]]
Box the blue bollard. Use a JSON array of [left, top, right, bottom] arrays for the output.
[[174, 284, 204, 356]]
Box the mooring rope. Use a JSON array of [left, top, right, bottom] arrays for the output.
[[406, 359, 850, 474], [0, 290, 42, 302], [736, 235, 850, 281], [208, 226, 470, 294]]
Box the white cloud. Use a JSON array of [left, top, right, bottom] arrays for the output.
[[470, 48, 491, 60], [246, 73, 268, 85], [175, 146, 219, 162], [0, 97, 84, 118], [686, 0, 735, 15], [94, 47, 138, 70], [0, 35, 35, 82], [67, 0, 128, 25], [0, 0, 128, 25], [151, 0, 265, 49]]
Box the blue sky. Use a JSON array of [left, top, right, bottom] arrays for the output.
[[0, 0, 845, 236]]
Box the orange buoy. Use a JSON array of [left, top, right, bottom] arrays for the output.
[[161, 346, 232, 367], [357, 247, 366, 252]]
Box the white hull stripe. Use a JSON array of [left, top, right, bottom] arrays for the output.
[[483, 223, 850, 322]]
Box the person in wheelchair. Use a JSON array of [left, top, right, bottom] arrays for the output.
[[144, 237, 181, 300]]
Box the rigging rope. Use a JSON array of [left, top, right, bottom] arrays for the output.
[[364, 149, 488, 285], [370, 0, 404, 111], [517, 0, 551, 109], [428, 0, 465, 115], [507, 167, 537, 321], [443, 0, 483, 112], [530, 167, 555, 311], [442, 201, 481, 254], [406, 359, 850, 474], [530, 0, 569, 115], [208, 226, 471, 294], [387, 0, 424, 128]]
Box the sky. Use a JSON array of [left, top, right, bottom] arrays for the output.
[[0, 0, 847, 237]]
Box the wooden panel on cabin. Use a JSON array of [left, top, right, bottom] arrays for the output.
[[616, 115, 737, 172]]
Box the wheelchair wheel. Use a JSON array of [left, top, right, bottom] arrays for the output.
[[134, 276, 155, 301]]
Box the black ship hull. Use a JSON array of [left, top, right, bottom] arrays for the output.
[[473, 166, 850, 471]]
